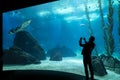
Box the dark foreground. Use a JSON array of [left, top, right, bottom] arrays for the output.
[[2, 70, 98, 80]]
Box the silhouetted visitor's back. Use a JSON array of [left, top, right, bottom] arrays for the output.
[[79, 36, 95, 80]]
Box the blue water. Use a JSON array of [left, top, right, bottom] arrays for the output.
[[2, 0, 120, 57]]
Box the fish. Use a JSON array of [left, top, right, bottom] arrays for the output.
[[80, 24, 85, 27], [9, 19, 32, 34]]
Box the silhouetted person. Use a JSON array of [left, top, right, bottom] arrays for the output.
[[79, 36, 95, 80]]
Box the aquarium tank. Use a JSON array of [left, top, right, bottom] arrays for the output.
[[2, 0, 120, 80]]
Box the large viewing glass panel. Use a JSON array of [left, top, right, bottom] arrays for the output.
[[2, 0, 120, 80]]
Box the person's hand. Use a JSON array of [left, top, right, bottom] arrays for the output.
[[80, 37, 82, 40]]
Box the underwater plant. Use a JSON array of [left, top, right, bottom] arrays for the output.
[[84, 1, 93, 35], [118, 0, 120, 42], [98, 0, 110, 56], [84, 0, 98, 56], [107, 0, 115, 56]]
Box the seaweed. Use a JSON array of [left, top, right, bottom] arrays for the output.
[[84, 2, 91, 34], [107, 0, 115, 56], [98, 0, 110, 56], [118, 0, 120, 42], [98, 0, 115, 56], [84, 0, 98, 56]]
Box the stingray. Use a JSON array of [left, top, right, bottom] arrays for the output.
[[9, 19, 32, 34]]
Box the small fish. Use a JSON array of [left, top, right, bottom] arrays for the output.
[[80, 24, 85, 27], [9, 19, 32, 34]]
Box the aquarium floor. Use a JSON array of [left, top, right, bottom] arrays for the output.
[[3, 57, 120, 80]]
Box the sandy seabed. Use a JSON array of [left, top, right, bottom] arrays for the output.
[[3, 57, 120, 80]]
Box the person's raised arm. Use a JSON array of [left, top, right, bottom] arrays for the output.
[[83, 38, 87, 43], [79, 37, 84, 46]]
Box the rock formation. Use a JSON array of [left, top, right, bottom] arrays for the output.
[[13, 31, 46, 60], [100, 54, 120, 74], [3, 46, 40, 65], [49, 49, 62, 61], [92, 56, 107, 76], [47, 46, 76, 57]]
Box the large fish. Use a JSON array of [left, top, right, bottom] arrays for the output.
[[9, 19, 32, 34]]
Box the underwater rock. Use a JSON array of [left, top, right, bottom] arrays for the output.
[[92, 56, 107, 76], [3, 46, 40, 65], [100, 54, 107, 61], [13, 31, 46, 60], [47, 46, 76, 57], [105, 56, 115, 69], [114, 60, 120, 74], [100, 54, 120, 74], [49, 49, 62, 61], [101, 55, 115, 71]]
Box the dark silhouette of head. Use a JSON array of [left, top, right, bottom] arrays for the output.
[[89, 36, 95, 42]]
